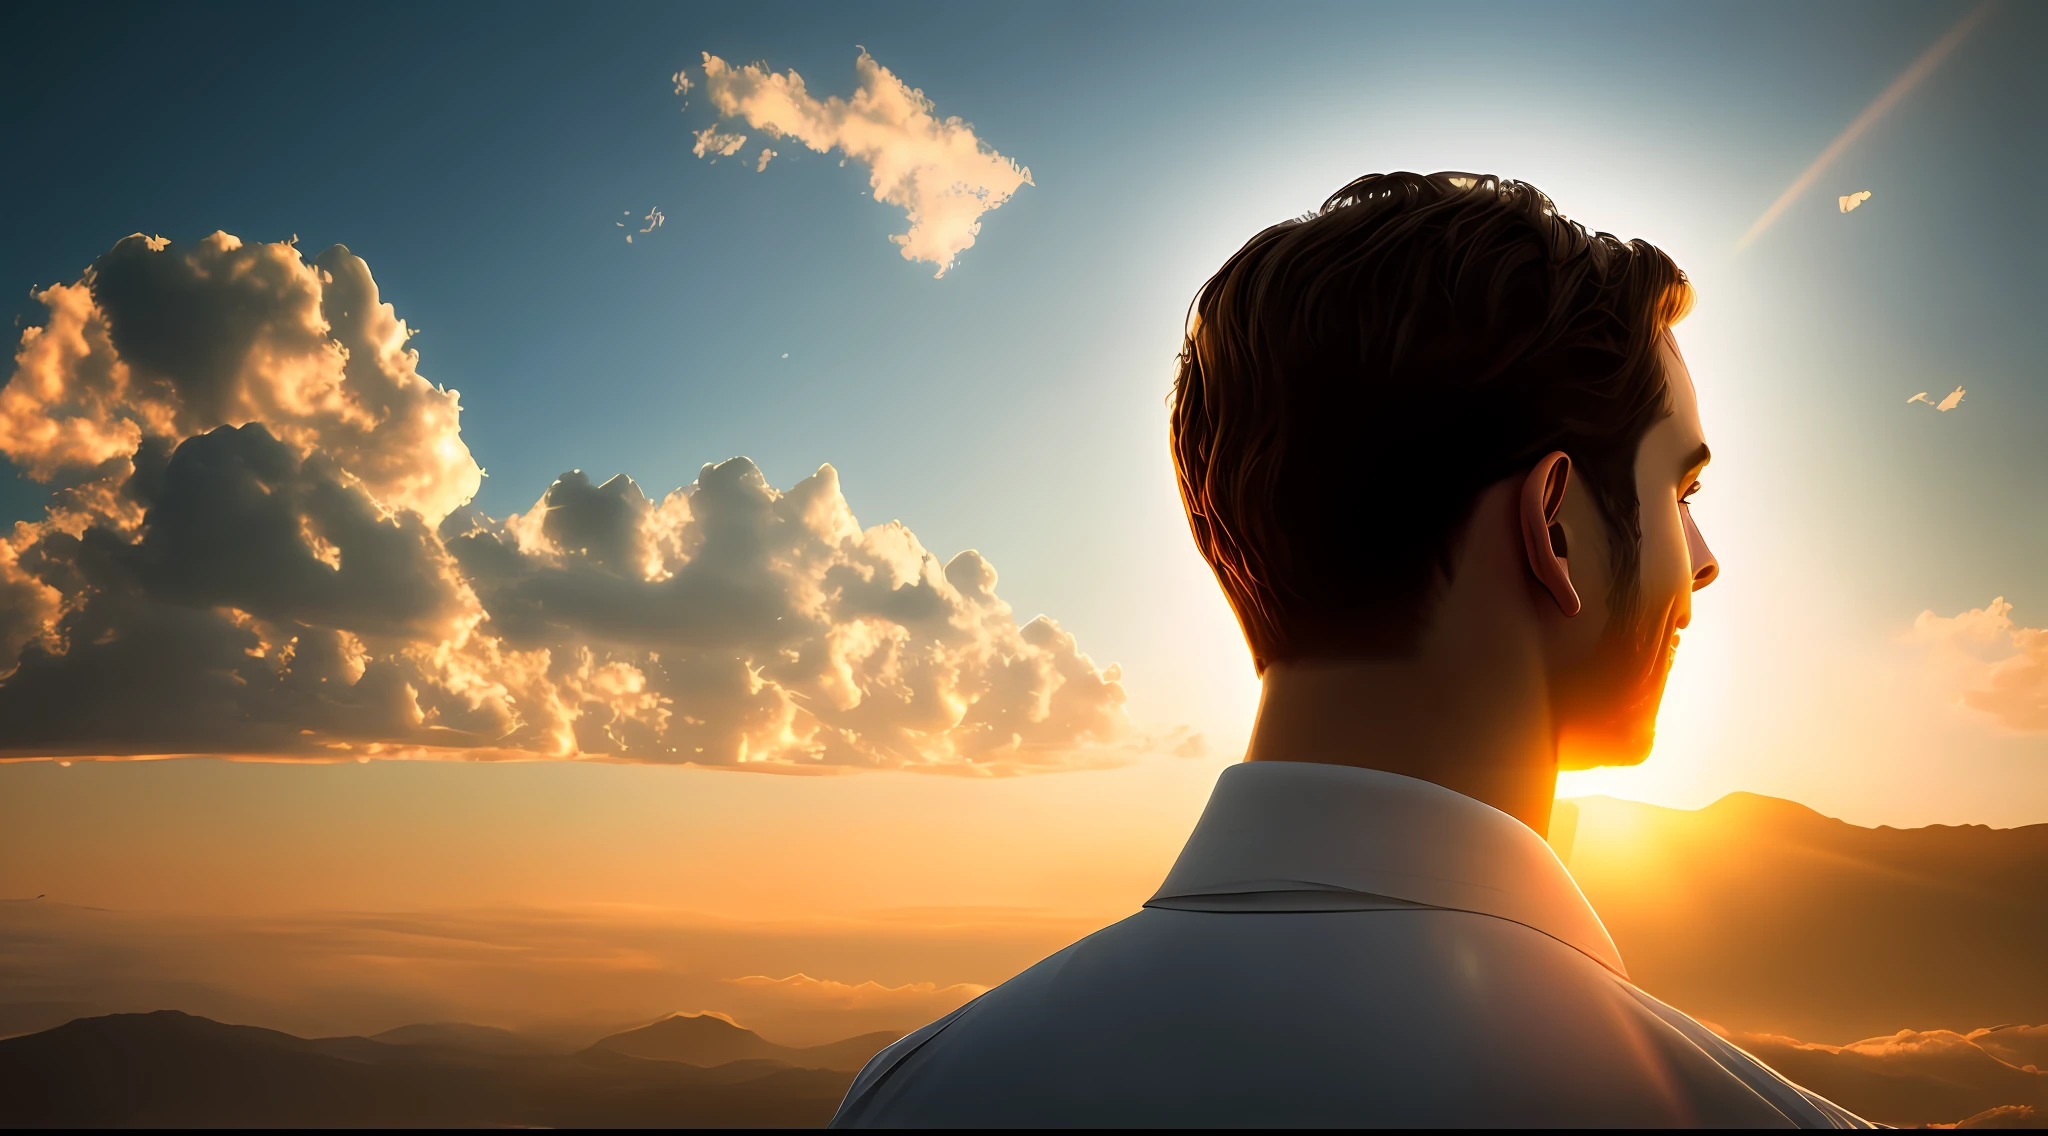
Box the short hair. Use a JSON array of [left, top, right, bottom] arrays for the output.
[[1170, 171, 1693, 671]]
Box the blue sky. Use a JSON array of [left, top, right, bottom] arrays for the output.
[[3, 0, 2045, 823]]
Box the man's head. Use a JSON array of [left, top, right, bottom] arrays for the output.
[[1171, 171, 1717, 767]]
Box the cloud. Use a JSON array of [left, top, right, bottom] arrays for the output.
[[1725, 1025, 2046, 1128], [693, 50, 1032, 277], [756, 148, 776, 173], [1906, 386, 1965, 411], [1907, 598, 2048, 732], [0, 233, 477, 521], [691, 125, 746, 160], [1939, 1104, 2037, 1128], [1971, 1025, 2048, 1072], [0, 233, 1128, 772], [1839, 191, 1873, 213], [618, 208, 665, 245]]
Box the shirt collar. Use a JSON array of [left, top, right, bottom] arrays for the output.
[[1146, 760, 1627, 977]]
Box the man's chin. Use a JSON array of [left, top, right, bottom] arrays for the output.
[[1556, 720, 1656, 771], [1555, 625, 1674, 770]]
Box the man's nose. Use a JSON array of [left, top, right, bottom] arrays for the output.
[[1683, 506, 1718, 590]]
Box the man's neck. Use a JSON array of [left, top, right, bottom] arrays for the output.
[[1243, 638, 1561, 835], [1241, 480, 1568, 835]]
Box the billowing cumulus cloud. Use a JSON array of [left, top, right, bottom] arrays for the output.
[[693, 50, 1032, 277], [0, 233, 1127, 772], [0, 233, 479, 521], [1907, 598, 2048, 732]]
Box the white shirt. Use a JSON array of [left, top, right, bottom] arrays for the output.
[[832, 761, 1872, 1128]]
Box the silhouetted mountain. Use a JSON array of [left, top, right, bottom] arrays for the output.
[[1567, 792, 2048, 1043], [0, 1000, 106, 1040], [591, 1011, 897, 1072], [0, 1010, 857, 1128], [370, 1020, 563, 1055]]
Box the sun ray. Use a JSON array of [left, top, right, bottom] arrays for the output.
[[1736, 1, 1996, 251]]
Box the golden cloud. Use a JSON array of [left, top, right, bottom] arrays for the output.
[[691, 124, 746, 160], [0, 234, 1127, 772], [1727, 1025, 2046, 1129], [1907, 598, 2048, 732], [692, 50, 1032, 277]]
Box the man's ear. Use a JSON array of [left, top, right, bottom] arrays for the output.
[[1520, 451, 1581, 617]]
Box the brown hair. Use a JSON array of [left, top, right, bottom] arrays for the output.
[[1171, 171, 1693, 671]]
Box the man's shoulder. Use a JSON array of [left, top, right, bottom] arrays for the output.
[[832, 906, 1842, 1128]]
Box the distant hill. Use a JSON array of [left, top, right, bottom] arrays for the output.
[[0, 1000, 106, 1040], [370, 1020, 564, 1055], [0, 1010, 858, 1128], [591, 1012, 897, 1072], [9, 791, 2042, 1128], [1565, 792, 2048, 1045]]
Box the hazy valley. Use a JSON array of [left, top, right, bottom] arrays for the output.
[[5, 791, 2045, 1127]]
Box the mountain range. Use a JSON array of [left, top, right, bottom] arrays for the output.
[[7, 791, 2046, 1128], [1563, 792, 2048, 1043], [591, 1010, 897, 1071], [1560, 791, 2048, 1128], [0, 1009, 894, 1128]]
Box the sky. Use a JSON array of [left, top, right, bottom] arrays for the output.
[[2, 0, 2047, 1022]]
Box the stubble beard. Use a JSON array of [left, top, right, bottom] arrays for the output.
[[1554, 586, 1679, 770]]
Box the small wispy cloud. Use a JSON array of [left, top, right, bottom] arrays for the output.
[[689, 49, 1032, 277], [691, 124, 746, 161], [614, 208, 664, 244], [1839, 190, 1873, 213], [756, 148, 776, 173], [1906, 386, 1965, 411]]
